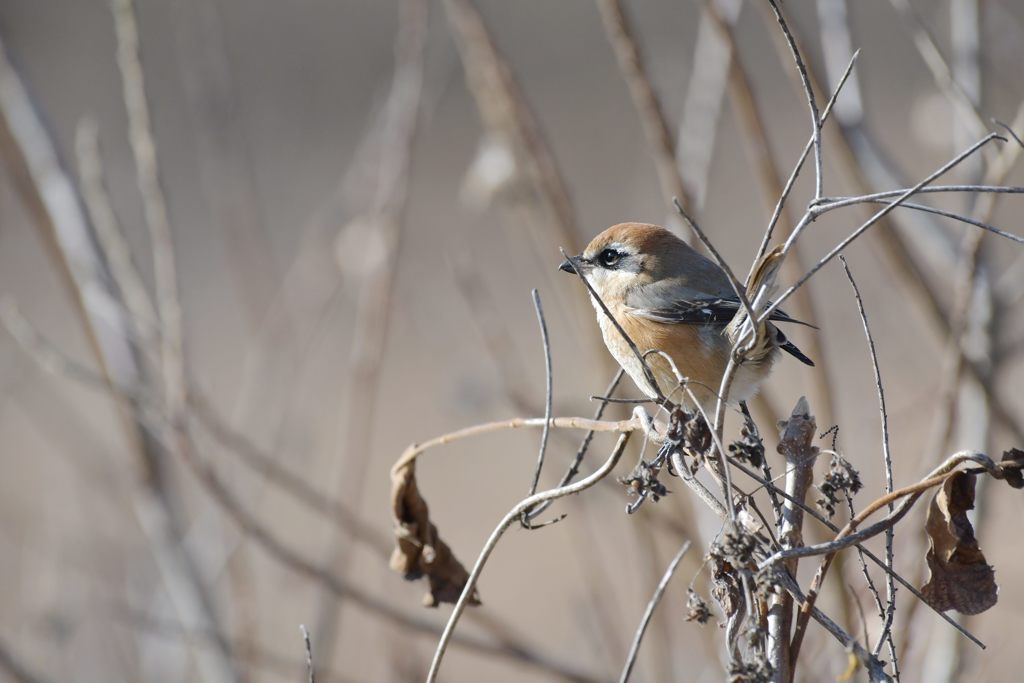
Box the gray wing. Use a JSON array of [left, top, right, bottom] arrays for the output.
[[625, 280, 815, 366], [625, 279, 809, 327]]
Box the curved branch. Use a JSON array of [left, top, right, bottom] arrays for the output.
[[426, 431, 633, 682]]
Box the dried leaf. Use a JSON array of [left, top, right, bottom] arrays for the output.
[[390, 462, 480, 607], [920, 472, 997, 615], [999, 448, 1024, 489]]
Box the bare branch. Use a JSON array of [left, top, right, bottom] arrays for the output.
[[768, 397, 817, 681]]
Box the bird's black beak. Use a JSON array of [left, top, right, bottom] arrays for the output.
[[559, 255, 583, 274]]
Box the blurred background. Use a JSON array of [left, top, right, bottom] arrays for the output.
[[1, 1, 1023, 681]]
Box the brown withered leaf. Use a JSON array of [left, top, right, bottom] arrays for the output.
[[920, 472, 997, 615], [1000, 448, 1024, 489], [390, 462, 480, 607]]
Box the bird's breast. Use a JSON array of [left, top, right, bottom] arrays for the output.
[[591, 301, 773, 411]]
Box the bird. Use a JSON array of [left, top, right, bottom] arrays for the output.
[[559, 222, 813, 415]]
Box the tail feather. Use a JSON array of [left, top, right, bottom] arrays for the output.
[[779, 334, 814, 366]]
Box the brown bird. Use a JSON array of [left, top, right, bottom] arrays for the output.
[[560, 222, 812, 414]]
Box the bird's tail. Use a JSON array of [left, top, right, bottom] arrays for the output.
[[727, 246, 785, 362]]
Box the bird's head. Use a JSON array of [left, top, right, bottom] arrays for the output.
[[559, 222, 685, 294]]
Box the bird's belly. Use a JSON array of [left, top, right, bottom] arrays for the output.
[[595, 309, 772, 412]]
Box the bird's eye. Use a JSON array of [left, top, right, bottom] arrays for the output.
[[598, 248, 622, 268]]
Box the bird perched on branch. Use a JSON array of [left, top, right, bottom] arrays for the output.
[[560, 222, 813, 414]]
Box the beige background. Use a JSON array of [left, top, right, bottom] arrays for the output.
[[1, 1, 1023, 681]]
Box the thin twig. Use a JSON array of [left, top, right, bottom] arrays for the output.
[[524, 290, 554, 511], [748, 50, 859, 277], [392, 414, 640, 475], [526, 369, 626, 521], [426, 432, 633, 683], [817, 199, 1024, 245], [724, 452, 985, 650], [764, 133, 1006, 321], [619, 540, 692, 683], [841, 257, 898, 669], [817, 184, 1024, 207], [781, 452, 995, 661], [846, 497, 887, 643], [766, 0, 823, 200]]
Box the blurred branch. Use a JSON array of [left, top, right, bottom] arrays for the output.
[[171, 0, 281, 327], [595, 0, 694, 233], [175, 417, 600, 682], [887, 0, 988, 143], [300, 625, 315, 683], [442, 0, 580, 252], [678, 0, 741, 213], [0, 27, 236, 683], [523, 290, 555, 519], [0, 293, 606, 683], [187, 390, 392, 559], [108, 604, 355, 683], [112, 0, 186, 423], [75, 117, 159, 345], [0, 637, 49, 683], [315, 0, 429, 658]]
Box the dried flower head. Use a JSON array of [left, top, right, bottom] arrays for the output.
[[817, 454, 863, 517]]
